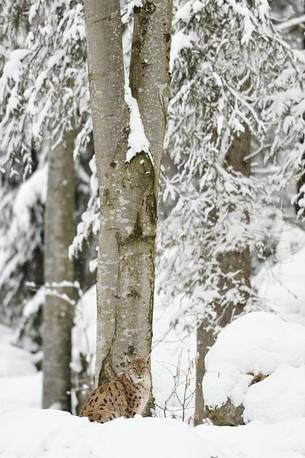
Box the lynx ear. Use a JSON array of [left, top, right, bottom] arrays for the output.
[[126, 346, 137, 363], [125, 354, 132, 365]]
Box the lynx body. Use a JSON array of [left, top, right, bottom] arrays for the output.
[[80, 357, 151, 423]]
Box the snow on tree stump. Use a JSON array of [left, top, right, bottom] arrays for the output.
[[206, 400, 244, 426]]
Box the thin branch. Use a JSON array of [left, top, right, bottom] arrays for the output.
[[275, 14, 305, 32]]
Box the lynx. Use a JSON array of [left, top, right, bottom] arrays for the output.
[[80, 357, 151, 423]]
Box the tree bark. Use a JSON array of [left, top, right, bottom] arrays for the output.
[[42, 131, 75, 411], [84, 0, 172, 388], [194, 321, 213, 426], [194, 129, 251, 425], [130, 0, 173, 194]]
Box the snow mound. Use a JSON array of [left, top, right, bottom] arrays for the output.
[[0, 409, 102, 458], [0, 410, 209, 458], [196, 418, 305, 458], [1, 408, 305, 458], [244, 365, 305, 423], [203, 312, 305, 419], [101, 415, 208, 458]]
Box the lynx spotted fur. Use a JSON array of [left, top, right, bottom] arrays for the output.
[[80, 357, 151, 423]]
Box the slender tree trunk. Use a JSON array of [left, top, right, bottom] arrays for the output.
[[194, 321, 213, 425], [84, 0, 172, 388], [129, 1, 172, 413], [42, 131, 75, 411], [194, 130, 251, 425], [130, 0, 173, 195]]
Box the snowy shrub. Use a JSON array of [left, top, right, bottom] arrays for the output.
[[0, 412, 208, 458]]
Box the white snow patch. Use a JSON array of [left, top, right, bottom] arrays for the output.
[[13, 165, 47, 230], [0, 343, 37, 378], [0, 411, 209, 458], [196, 418, 305, 458], [121, 0, 143, 25], [203, 312, 305, 412], [241, 14, 254, 45], [101, 416, 209, 458], [244, 365, 305, 423], [0, 324, 41, 414], [23, 288, 45, 319], [0, 325, 37, 378], [0, 49, 30, 96], [1, 408, 305, 458], [0, 373, 41, 414], [0, 324, 14, 345], [125, 84, 151, 162], [121, 0, 151, 164], [170, 30, 196, 71]]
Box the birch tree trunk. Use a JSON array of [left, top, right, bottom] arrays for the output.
[[42, 131, 75, 411], [84, 0, 172, 387], [194, 130, 251, 425]]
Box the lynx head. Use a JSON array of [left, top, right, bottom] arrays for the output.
[[126, 356, 151, 387]]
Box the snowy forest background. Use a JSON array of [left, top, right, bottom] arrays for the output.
[[1, 0, 305, 457]]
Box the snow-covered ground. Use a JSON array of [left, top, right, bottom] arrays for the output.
[[13, 406, 301, 458], [2, 225, 305, 457], [1, 313, 305, 458], [197, 418, 305, 458], [1, 309, 305, 458], [0, 324, 41, 414], [0, 411, 208, 458], [1, 405, 305, 458]]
